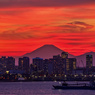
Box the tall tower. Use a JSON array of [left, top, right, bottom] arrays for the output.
[[19, 57, 29, 73], [65, 58, 76, 75], [33, 57, 43, 71], [6, 57, 15, 70], [86, 55, 93, 69], [61, 52, 68, 58], [0, 56, 7, 69]]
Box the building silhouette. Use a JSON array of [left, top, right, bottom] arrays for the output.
[[19, 57, 29, 73], [41, 52, 76, 75], [43, 59, 49, 75], [61, 52, 68, 58], [65, 58, 76, 75], [86, 55, 93, 69], [6, 57, 15, 70], [0, 56, 7, 67], [86, 55, 93, 74], [52, 55, 65, 75], [33, 57, 43, 71]]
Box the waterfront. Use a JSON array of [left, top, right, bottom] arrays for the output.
[[0, 82, 95, 95]]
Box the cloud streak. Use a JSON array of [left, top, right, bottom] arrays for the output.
[[0, 31, 34, 40], [53, 21, 94, 33], [0, 0, 95, 8]]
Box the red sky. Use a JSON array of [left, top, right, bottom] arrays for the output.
[[0, 0, 95, 56]]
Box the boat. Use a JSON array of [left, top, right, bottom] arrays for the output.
[[53, 81, 95, 90]]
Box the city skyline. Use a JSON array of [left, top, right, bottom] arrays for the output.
[[0, 1, 95, 94], [0, 0, 95, 56], [0, 44, 95, 66], [0, 51, 94, 80]]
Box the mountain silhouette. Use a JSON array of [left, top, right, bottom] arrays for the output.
[[15, 45, 95, 66], [75, 51, 95, 67], [20, 44, 75, 64]]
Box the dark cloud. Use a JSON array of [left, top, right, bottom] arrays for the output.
[[59, 38, 86, 41], [57, 21, 94, 33], [68, 21, 94, 29], [0, 30, 56, 40], [0, 31, 34, 40], [0, 0, 94, 8], [67, 43, 85, 45]]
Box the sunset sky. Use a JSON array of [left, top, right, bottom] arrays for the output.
[[0, 0, 95, 56]]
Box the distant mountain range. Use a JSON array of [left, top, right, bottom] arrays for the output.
[[15, 45, 95, 66], [75, 51, 95, 67]]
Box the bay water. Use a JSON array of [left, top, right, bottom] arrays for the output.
[[0, 81, 94, 95]]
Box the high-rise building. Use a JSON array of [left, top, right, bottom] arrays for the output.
[[0, 56, 7, 68], [61, 52, 68, 58], [30, 64, 37, 74], [46, 55, 66, 75], [19, 57, 29, 73], [65, 58, 76, 75], [48, 59, 54, 75], [53, 56, 66, 75], [86, 55, 93, 74], [33, 57, 43, 71], [19, 58, 24, 70], [86, 55, 93, 69], [0, 56, 7, 73], [61, 52, 76, 75], [6, 57, 15, 70], [50, 52, 76, 75], [43, 59, 49, 74]]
